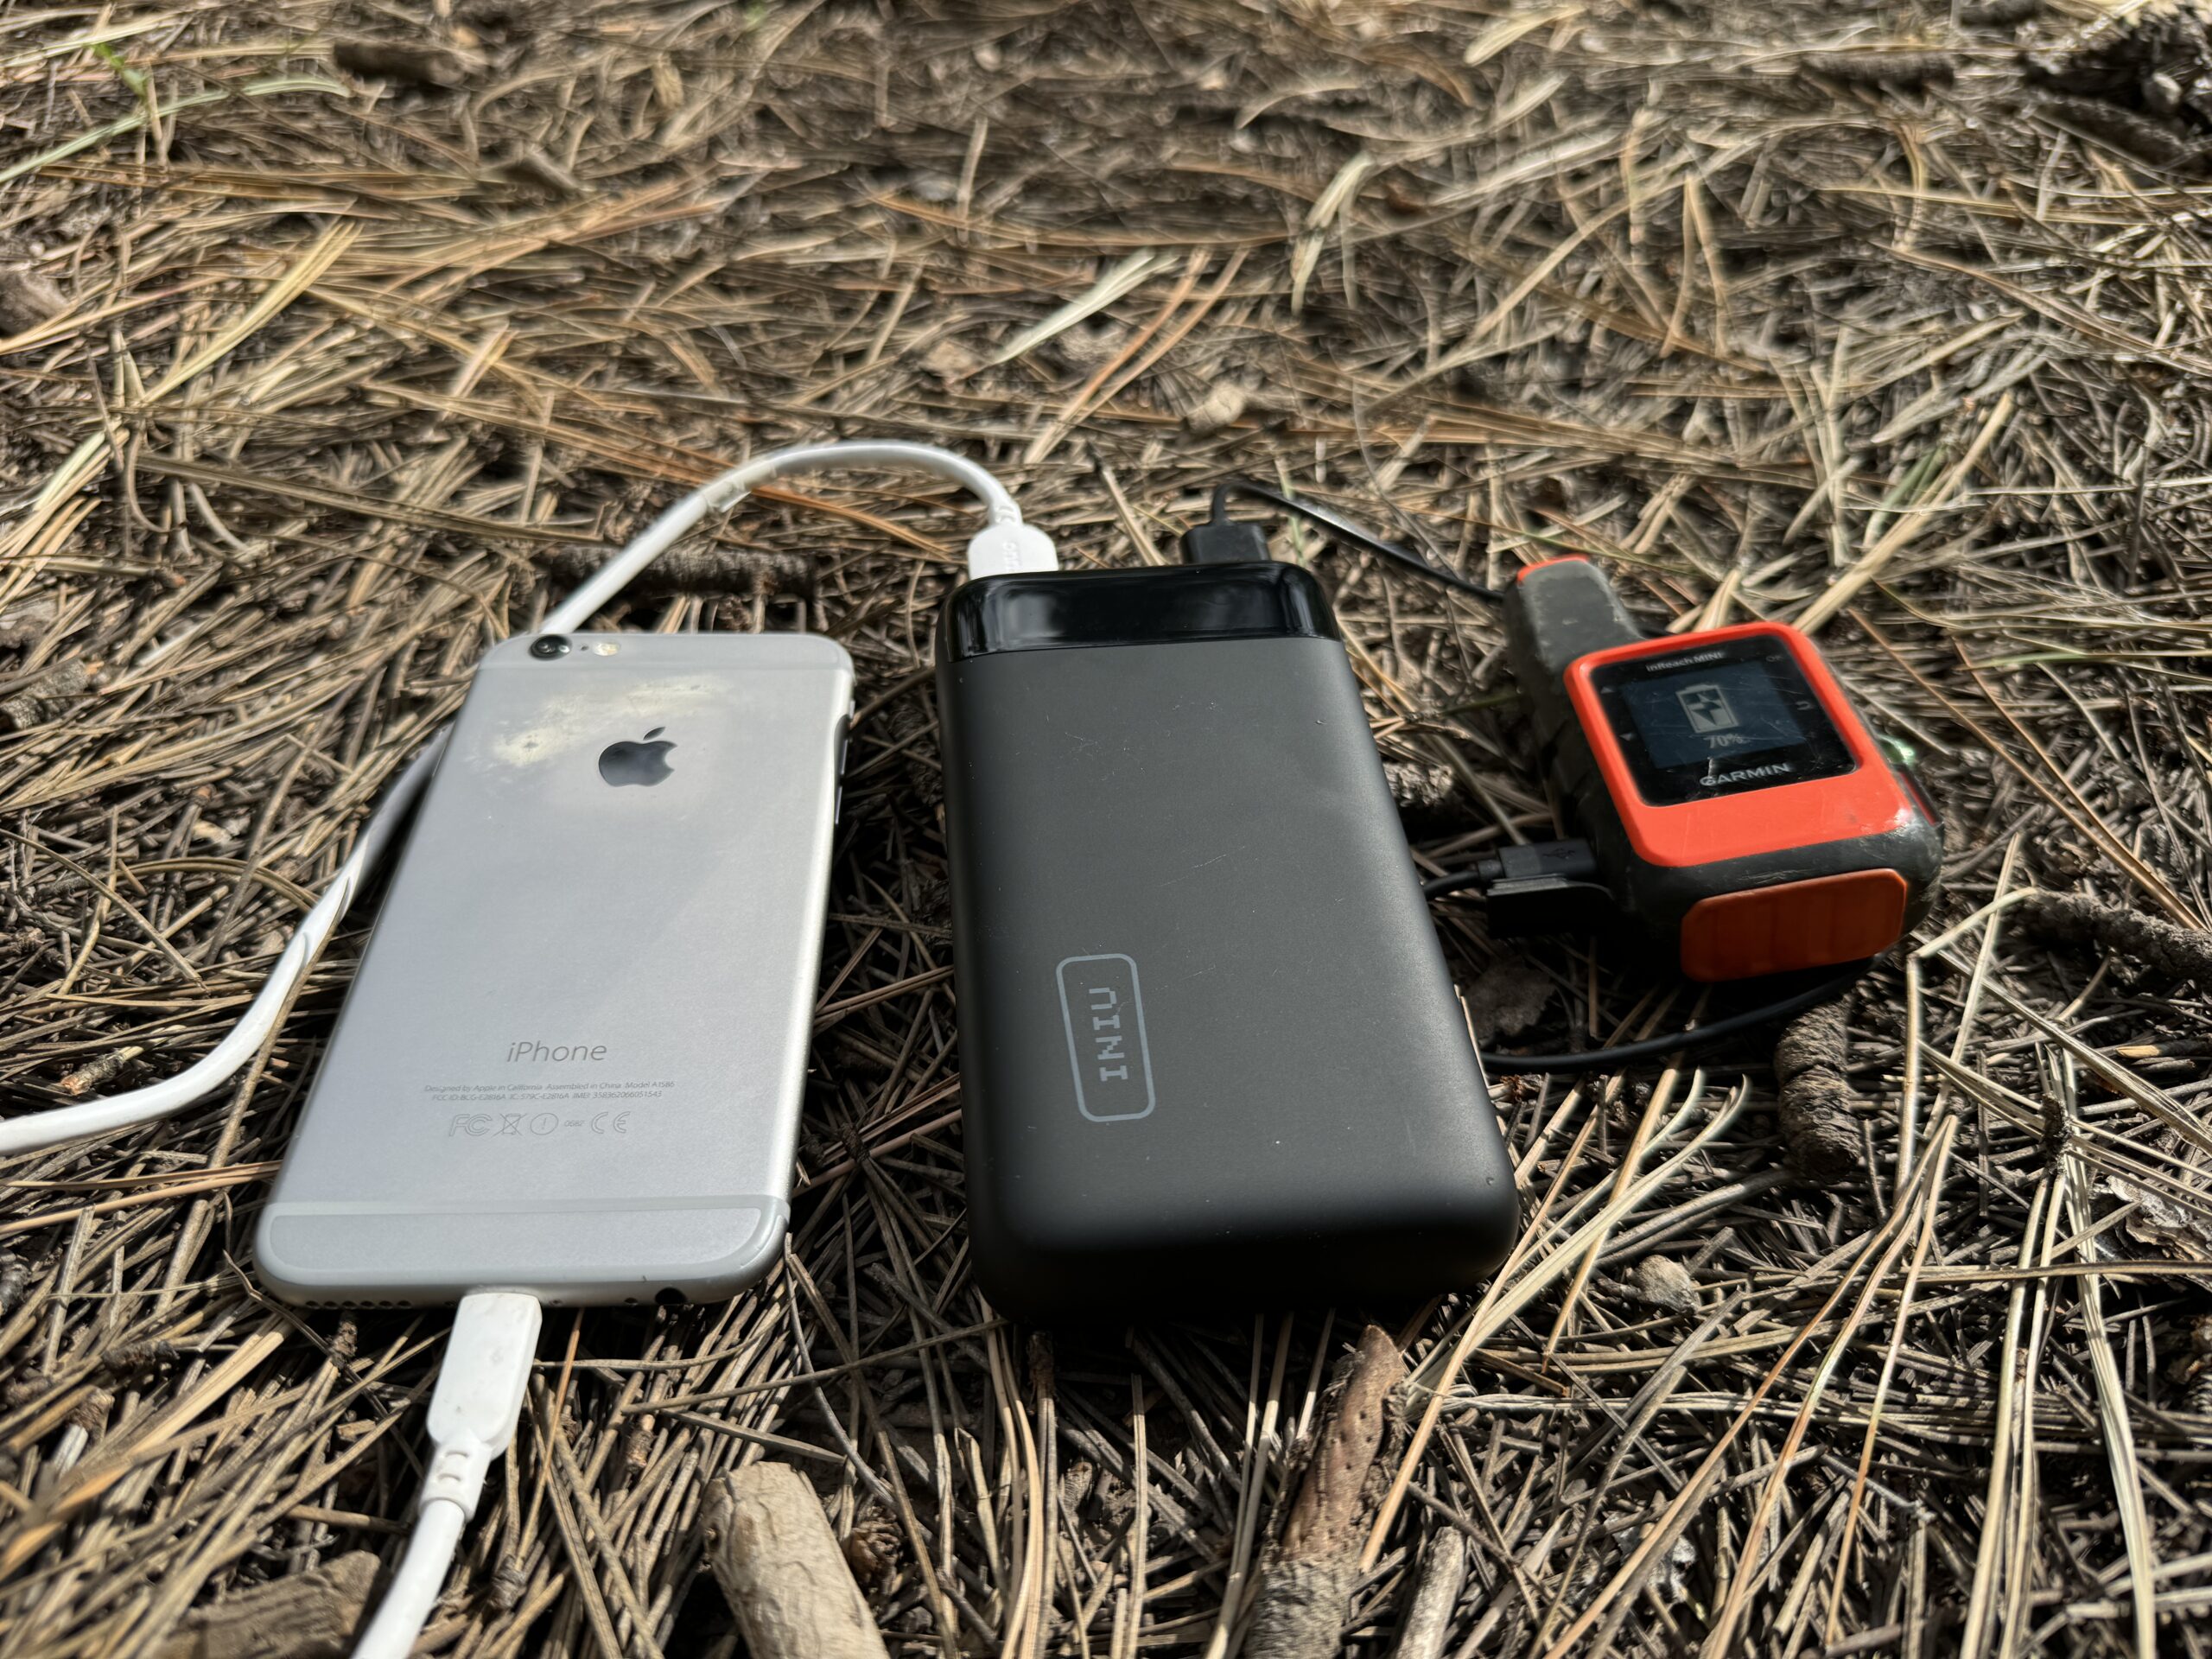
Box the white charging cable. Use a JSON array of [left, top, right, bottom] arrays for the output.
[[348, 1291, 541, 1659], [0, 734, 448, 1155], [0, 442, 1050, 1656], [546, 440, 1055, 629], [0, 442, 1050, 1159]]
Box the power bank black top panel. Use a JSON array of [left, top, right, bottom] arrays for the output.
[[938, 563, 1518, 1320]]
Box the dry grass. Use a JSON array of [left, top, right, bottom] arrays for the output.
[[3, 0, 2211, 1653]]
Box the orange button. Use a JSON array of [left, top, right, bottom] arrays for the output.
[[1678, 869, 1908, 982]]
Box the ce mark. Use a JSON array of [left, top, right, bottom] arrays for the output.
[[590, 1112, 632, 1135]]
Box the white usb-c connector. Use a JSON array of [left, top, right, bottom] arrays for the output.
[[964, 520, 1061, 578]]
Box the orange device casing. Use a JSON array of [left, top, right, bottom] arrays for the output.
[[1503, 561, 1942, 982]]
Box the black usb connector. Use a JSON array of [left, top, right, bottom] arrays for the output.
[[1424, 838, 1615, 938], [1181, 480, 1503, 599], [1178, 516, 1272, 566]]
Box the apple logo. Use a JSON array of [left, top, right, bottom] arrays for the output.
[[598, 728, 676, 787]]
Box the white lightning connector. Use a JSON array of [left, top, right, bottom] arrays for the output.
[[349, 1292, 541, 1659]]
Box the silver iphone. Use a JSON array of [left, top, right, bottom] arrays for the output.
[[256, 630, 852, 1306]]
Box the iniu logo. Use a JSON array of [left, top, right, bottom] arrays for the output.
[[1056, 954, 1155, 1122]]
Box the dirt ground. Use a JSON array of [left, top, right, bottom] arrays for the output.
[[3, 0, 2212, 1654]]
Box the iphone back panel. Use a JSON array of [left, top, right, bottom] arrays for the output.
[[256, 631, 852, 1306]]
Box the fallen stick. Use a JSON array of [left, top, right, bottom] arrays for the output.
[[700, 1462, 889, 1659], [330, 40, 479, 89], [0, 658, 92, 734], [1247, 1325, 1403, 1659], [538, 544, 815, 601], [1774, 995, 1859, 1185], [2017, 890, 2212, 993], [0, 267, 65, 335], [1390, 1528, 1467, 1659], [157, 1550, 378, 1659]]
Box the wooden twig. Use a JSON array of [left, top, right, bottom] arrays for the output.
[[1773, 995, 1860, 1185], [1247, 1325, 1402, 1659], [154, 1550, 378, 1659], [2015, 891, 2212, 990], [701, 1463, 890, 1659], [1389, 1529, 1466, 1659]]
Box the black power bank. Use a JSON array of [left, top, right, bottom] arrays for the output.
[[937, 562, 1518, 1319]]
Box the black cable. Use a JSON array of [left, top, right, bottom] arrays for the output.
[[1475, 961, 1873, 1077], [1192, 477, 1849, 1075], [1207, 480, 1503, 602], [1422, 869, 1488, 899], [1420, 851, 1866, 1072]]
